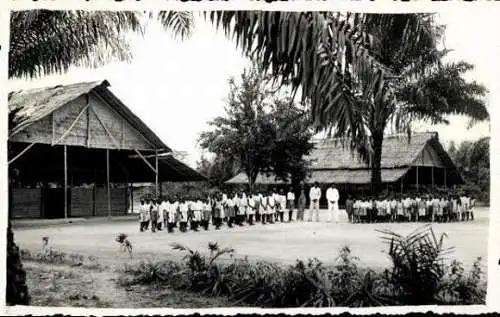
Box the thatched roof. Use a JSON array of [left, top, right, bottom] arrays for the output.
[[8, 80, 169, 151], [226, 132, 460, 185], [225, 168, 409, 185], [308, 132, 444, 170], [8, 80, 206, 183]]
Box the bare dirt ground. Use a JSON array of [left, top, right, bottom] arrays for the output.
[[15, 207, 490, 270], [24, 261, 230, 308]]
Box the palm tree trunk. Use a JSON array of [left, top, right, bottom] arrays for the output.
[[6, 221, 30, 305], [371, 132, 384, 195]]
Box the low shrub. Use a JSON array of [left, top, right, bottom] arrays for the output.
[[119, 226, 486, 307]]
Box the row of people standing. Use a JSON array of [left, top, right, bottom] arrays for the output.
[[137, 187, 315, 233], [344, 193, 476, 223]]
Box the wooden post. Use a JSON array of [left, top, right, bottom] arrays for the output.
[[64, 145, 68, 219], [431, 166, 434, 189], [130, 183, 134, 213], [416, 166, 419, 192], [444, 168, 447, 188], [155, 151, 159, 199], [106, 149, 111, 219]]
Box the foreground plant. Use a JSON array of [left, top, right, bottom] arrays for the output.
[[378, 224, 454, 305], [120, 227, 485, 307]]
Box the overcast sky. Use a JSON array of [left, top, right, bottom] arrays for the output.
[[8, 11, 493, 167]]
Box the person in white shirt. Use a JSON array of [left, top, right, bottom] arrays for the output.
[[225, 192, 236, 228], [308, 182, 321, 222], [259, 191, 268, 224], [213, 193, 224, 230], [157, 198, 165, 231], [469, 196, 476, 221], [178, 198, 189, 232], [390, 196, 398, 223], [190, 198, 203, 231], [166, 198, 178, 233], [286, 187, 296, 222], [254, 191, 263, 223], [144, 199, 151, 230], [326, 184, 340, 223], [271, 188, 279, 222], [460, 195, 470, 221], [247, 192, 256, 225], [276, 189, 286, 222], [267, 191, 276, 224], [235, 192, 246, 226], [201, 199, 212, 230], [139, 199, 147, 232]]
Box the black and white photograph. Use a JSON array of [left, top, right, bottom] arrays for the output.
[[3, 6, 496, 311]]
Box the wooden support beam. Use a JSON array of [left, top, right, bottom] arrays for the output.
[[416, 166, 419, 191], [155, 150, 159, 199], [130, 183, 134, 213], [431, 166, 435, 189], [52, 103, 90, 146], [8, 142, 36, 165], [91, 106, 121, 149], [133, 149, 157, 174], [106, 149, 111, 219], [444, 168, 447, 188], [92, 91, 157, 149], [64, 145, 68, 219], [86, 104, 91, 148]]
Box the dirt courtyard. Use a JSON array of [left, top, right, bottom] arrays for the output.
[[14, 207, 490, 269]]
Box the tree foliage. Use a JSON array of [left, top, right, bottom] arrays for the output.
[[448, 137, 490, 203], [209, 12, 488, 193], [196, 154, 236, 188], [9, 10, 194, 79], [198, 64, 313, 190]]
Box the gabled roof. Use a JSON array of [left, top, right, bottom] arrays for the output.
[[8, 80, 169, 151], [307, 132, 451, 170], [226, 132, 462, 185]]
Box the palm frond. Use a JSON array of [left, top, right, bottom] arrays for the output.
[[156, 11, 195, 40], [9, 10, 143, 78], [170, 242, 194, 254]]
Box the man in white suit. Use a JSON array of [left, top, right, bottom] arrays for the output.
[[308, 182, 322, 222], [326, 183, 340, 223]]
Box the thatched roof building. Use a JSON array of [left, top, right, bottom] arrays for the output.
[[8, 80, 205, 219], [226, 132, 463, 190]]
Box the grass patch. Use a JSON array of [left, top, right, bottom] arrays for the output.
[[24, 261, 113, 308]]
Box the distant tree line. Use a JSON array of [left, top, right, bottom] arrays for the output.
[[448, 137, 490, 204]]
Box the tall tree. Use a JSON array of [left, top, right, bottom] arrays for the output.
[[199, 64, 313, 191], [209, 12, 487, 192]]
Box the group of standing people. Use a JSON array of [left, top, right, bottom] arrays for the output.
[[137, 186, 323, 233], [137, 183, 477, 232], [344, 193, 476, 223]]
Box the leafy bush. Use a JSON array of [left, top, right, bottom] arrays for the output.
[[378, 225, 453, 305], [119, 228, 486, 307], [438, 257, 486, 305]]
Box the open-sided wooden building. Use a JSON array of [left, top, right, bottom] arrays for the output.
[[226, 132, 463, 206], [8, 80, 205, 219]]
